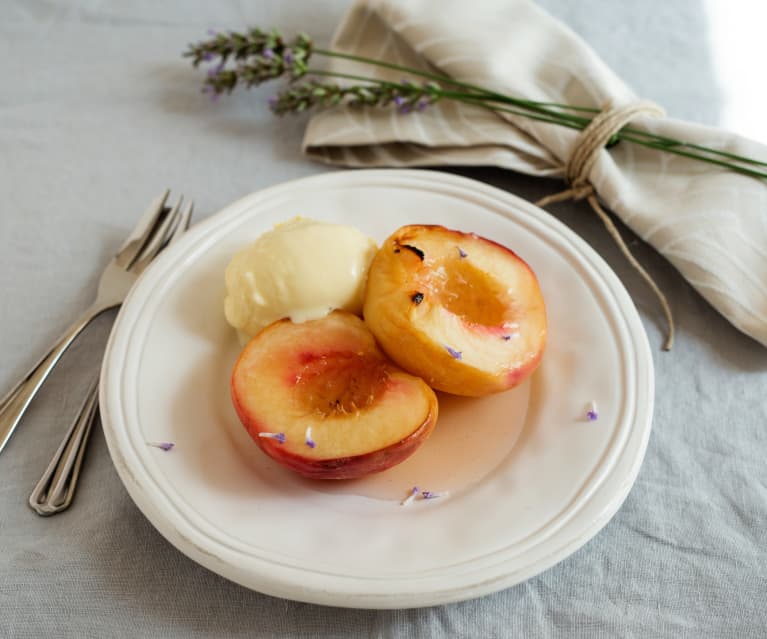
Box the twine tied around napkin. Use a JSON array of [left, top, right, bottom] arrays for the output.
[[534, 101, 674, 350]]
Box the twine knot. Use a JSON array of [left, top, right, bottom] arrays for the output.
[[535, 101, 674, 351]]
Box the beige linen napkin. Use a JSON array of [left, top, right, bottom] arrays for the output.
[[304, 0, 767, 348]]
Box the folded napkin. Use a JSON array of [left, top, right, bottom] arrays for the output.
[[304, 0, 767, 349]]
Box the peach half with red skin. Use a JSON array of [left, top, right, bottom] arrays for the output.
[[363, 224, 547, 397], [231, 311, 438, 480]]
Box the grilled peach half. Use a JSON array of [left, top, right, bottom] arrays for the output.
[[363, 225, 546, 397], [231, 311, 438, 479]]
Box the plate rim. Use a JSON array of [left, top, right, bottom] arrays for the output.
[[100, 168, 654, 608]]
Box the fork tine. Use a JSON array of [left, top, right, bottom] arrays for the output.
[[114, 189, 170, 269], [129, 195, 184, 273], [158, 199, 191, 248], [170, 201, 193, 242]]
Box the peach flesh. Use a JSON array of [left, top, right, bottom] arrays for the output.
[[363, 225, 547, 397], [230, 311, 438, 480]]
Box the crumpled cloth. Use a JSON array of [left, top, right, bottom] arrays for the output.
[[304, 0, 767, 347]]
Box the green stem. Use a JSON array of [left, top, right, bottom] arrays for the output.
[[311, 48, 767, 173], [619, 130, 767, 168], [314, 48, 510, 101], [456, 94, 586, 130], [441, 91, 767, 169], [617, 133, 767, 179], [428, 93, 767, 180], [306, 68, 399, 86]]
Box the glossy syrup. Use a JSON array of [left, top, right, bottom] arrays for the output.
[[309, 380, 531, 502]]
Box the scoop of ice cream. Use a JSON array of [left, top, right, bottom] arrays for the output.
[[224, 217, 378, 341]]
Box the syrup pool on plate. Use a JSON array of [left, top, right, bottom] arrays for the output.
[[309, 383, 531, 501]]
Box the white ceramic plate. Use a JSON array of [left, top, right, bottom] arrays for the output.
[[101, 169, 653, 609]]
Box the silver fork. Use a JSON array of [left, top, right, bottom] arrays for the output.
[[0, 190, 192, 457], [29, 199, 192, 515], [29, 377, 100, 515]]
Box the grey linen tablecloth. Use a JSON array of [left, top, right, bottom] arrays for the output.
[[1, 1, 766, 637]]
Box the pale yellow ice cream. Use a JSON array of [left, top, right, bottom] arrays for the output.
[[224, 217, 378, 342]]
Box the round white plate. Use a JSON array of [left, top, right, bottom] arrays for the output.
[[101, 169, 653, 609]]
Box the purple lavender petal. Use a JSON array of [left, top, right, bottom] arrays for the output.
[[502, 335, 512, 341], [202, 51, 214, 62], [207, 61, 225, 77], [458, 247, 468, 258], [207, 28, 217, 37], [283, 49, 294, 65], [416, 98, 429, 111], [393, 95, 405, 107], [445, 345, 462, 360], [263, 48, 275, 59], [267, 95, 279, 108], [587, 410, 598, 421], [147, 441, 175, 452]]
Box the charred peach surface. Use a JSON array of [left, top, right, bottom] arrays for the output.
[[363, 225, 547, 397], [230, 311, 438, 479]]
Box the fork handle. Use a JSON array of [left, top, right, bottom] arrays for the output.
[[0, 302, 107, 455], [29, 378, 99, 516]]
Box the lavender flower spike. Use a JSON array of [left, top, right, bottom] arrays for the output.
[[147, 441, 175, 452], [400, 486, 419, 507], [445, 345, 462, 360], [258, 432, 286, 444], [305, 426, 316, 449], [586, 400, 599, 421]]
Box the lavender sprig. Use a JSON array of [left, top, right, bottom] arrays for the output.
[[267, 79, 441, 115], [185, 29, 312, 95], [185, 27, 767, 182]]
